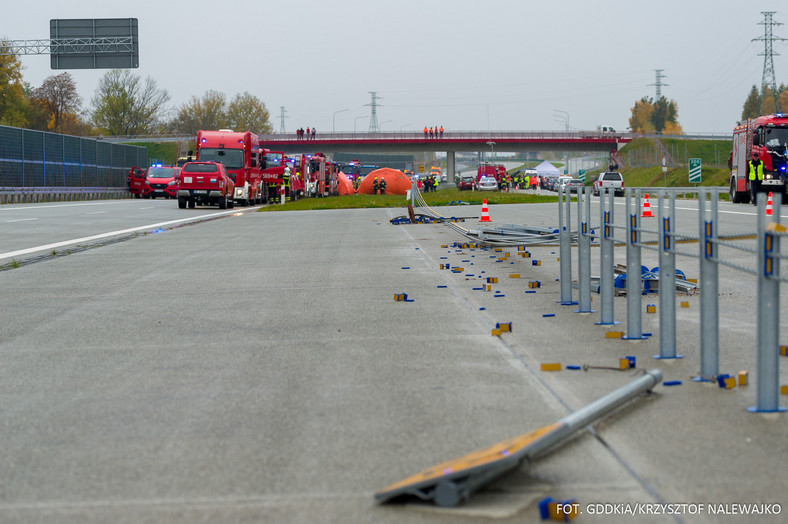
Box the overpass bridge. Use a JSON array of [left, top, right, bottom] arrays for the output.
[[256, 130, 633, 179]]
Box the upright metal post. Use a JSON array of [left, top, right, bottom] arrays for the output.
[[695, 189, 719, 381], [559, 185, 575, 305], [750, 192, 786, 412], [656, 190, 681, 359], [597, 189, 618, 325], [624, 189, 643, 339], [576, 187, 593, 313]]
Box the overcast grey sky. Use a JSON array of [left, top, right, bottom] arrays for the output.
[[4, 0, 787, 134]]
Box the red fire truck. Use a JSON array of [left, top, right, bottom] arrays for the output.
[[729, 114, 788, 204], [195, 129, 266, 206], [476, 163, 506, 183], [305, 153, 338, 197], [261, 150, 305, 201]]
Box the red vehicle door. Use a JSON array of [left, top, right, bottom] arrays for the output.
[[128, 167, 146, 198]]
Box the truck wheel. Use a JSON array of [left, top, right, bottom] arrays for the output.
[[228, 199, 234, 209], [188, 199, 196, 209], [178, 197, 186, 209], [219, 194, 227, 209]]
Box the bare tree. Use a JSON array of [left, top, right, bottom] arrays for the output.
[[33, 72, 82, 133], [90, 69, 170, 135]]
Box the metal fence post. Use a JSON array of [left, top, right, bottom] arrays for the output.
[[750, 192, 786, 413], [559, 185, 576, 305], [576, 187, 593, 313], [656, 190, 681, 359], [695, 188, 719, 381], [597, 189, 618, 325], [624, 188, 644, 339]]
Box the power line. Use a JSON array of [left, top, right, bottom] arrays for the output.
[[753, 11, 787, 113]]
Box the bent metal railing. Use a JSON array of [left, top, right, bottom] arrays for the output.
[[559, 186, 786, 414]]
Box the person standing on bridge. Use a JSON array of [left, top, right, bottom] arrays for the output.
[[439, 126, 444, 138], [311, 127, 316, 140], [424, 126, 428, 138], [429, 127, 434, 139]]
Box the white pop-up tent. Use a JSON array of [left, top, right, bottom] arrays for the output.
[[534, 160, 560, 177]]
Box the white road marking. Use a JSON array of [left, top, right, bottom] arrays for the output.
[[5, 218, 38, 223], [0, 209, 247, 261]]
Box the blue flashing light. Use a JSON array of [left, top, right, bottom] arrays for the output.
[[200, 138, 206, 143]]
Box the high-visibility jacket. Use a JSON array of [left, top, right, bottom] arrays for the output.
[[749, 160, 764, 180]]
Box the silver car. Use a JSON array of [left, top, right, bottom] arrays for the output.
[[477, 176, 498, 191]]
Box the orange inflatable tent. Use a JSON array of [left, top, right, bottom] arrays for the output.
[[357, 167, 412, 195], [337, 171, 355, 195]]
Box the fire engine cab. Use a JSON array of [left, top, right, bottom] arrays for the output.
[[729, 113, 788, 204]]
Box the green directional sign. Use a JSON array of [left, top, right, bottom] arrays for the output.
[[578, 169, 586, 183], [688, 158, 702, 184]]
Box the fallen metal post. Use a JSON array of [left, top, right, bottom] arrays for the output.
[[375, 370, 663, 507]]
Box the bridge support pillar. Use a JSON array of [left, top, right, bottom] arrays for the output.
[[447, 151, 456, 184]]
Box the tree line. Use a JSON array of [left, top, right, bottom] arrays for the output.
[[741, 85, 788, 121], [0, 44, 273, 136]]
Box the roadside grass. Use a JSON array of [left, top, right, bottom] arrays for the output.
[[257, 188, 557, 212]]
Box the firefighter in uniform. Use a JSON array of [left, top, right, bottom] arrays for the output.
[[283, 166, 291, 201], [749, 152, 764, 206], [379, 176, 387, 195], [372, 176, 379, 195]]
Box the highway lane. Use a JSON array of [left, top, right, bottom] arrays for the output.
[[0, 199, 255, 262], [2, 199, 787, 523]]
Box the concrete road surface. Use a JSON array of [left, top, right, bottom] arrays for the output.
[[1, 202, 786, 523]]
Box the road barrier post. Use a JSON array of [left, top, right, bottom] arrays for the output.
[[576, 186, 593, 313], [597, 189, 617, 325], [751, 191, 786, 412], [695, 188, 720, 381], [656, 190, 681, 359], [558, 185, 575, 305], [624, 189, 644, 339]]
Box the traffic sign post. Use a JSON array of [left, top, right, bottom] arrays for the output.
[[578, 169, 586, 183], [689, 158, 702, 185], [662, 156, 667, 186]]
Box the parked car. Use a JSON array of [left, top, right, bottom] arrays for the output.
[[177, 161, 235, 209], [477, 176, 498, 191], [457, 174, 476, 190], [566, 179, 585, 193], [593, 171, 625, 197], [143, 165, 181, 199], [557, 175, 573, 192]]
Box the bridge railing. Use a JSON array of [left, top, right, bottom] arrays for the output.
[[257, 130, 635, 142]]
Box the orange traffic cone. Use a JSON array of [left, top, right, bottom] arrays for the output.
[[642, 193, 654, 218], [479, 199, 492, 222], [766, 192, 774, 216]]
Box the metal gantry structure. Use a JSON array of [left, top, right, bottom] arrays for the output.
[[0, 37, 135, 56]]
